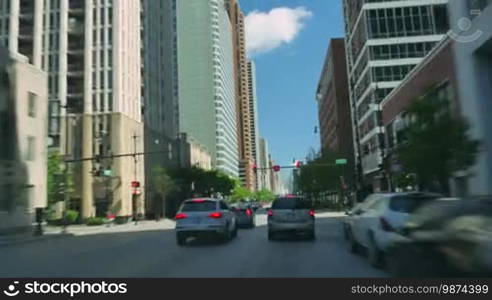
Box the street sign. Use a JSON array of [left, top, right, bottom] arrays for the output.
[[335, 159, 348, 165]]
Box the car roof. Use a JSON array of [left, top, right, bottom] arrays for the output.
[[373, 192, 443, 198], [183, 198, 219, 203]]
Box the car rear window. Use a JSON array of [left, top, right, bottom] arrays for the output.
[[181, 201, 216, 212], [272, 197, 310, 209], [389, 195, 439, 213]]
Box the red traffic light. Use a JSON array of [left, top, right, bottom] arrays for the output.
[[252, 163, 258, 172], [131, 181, 140, 188], [295, 161, 303, 168], [272, 165, 281, 172]]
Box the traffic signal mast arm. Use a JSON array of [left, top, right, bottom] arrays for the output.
[[64, 150, 171, 163]]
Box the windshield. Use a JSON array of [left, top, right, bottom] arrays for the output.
[[181, 201, 217, 212], [272, 198, 310, 209], [389, 195, 440, 213], [1, 0, 491, 282]]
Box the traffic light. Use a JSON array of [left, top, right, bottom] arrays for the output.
[[252, 163, 258, 173], [131, 181, 140, 188], [295, 160, 303, 168], [272, 165, 281, 172]]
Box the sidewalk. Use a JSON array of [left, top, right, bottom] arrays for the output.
[[0, 218, 176, 248], [63, 218, 176, 236]]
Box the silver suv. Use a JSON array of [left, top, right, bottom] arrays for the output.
[[175, 198, 237, 245], [268, 196, 315, 240]]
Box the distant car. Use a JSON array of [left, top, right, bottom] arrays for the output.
[[174, 198, 237, 246], [343, 192, 441, 267], [232, 202, 255, 228], [386, 196, 492, 277], [268, 196, 315, 240], [250, 201, 261, 211]]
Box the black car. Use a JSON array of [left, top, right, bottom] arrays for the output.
[[386, 196, 492, 277], [232, 202, 255, 228]]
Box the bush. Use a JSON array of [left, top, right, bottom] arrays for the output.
[[85, 217, 106, 226], [65, 210, 79, 224], [114, 216, 130, 224]]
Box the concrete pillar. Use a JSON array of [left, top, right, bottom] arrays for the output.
[[81, 114, 94, 218]]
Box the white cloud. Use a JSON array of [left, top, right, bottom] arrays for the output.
[[245, 7, 312, 57]]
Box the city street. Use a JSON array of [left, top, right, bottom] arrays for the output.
[[0, 211, 386, 278]]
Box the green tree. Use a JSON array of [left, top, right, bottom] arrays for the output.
[[296, 149, 344, 195], [152, 166, 176, 199], [253, 189, 275, 203], [396, 87, 480, 195], [169, 166, 236, 198], [47, 151, 74, 206], [231, 184, 252, 202]]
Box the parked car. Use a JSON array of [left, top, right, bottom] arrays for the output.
[[232, 202, 255, 228], [174, 198, 237, 246], [268, 195, 315, 240], [343, 192, 441, 267], [386, 196, 492, 277]]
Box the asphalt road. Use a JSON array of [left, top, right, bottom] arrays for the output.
[[0, 211, 387, 278]]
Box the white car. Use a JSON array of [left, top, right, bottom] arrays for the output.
[[343, 192, 441, 267]]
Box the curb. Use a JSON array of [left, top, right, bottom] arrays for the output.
[[0, 233, 74, 249]]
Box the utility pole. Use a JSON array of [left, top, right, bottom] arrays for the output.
[[60, 104, 70, 234], [133, 133, 139, 225]]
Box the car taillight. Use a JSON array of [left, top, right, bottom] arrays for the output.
[[246, 208, 252, 216], [267, 210, 273, 217], [175, 213, 187, 220], [309, 210, 315, 217], [380, 217, 395, 232], [209, 212, 223, 219]]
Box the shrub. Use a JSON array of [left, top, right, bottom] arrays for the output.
[[65, 210, 79, 224], [85, 217, 106, 226]]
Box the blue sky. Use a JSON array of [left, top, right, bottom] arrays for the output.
[[240, 0, 345, 185]]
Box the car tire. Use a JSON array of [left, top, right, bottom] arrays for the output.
[[308, 230, 316, 241], [232, 225, 238, 238], [268, 230, 275, 241], [176, 233, 186, 246], [367, 234, 384, 268], [347, 229, 358, 254]]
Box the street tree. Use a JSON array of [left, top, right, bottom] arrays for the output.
[[396, 87, 480, 195], [151, 166, 176, 217], [253, 189, 275, 203], [47, 151, 74, 206]]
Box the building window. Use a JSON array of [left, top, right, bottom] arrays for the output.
[[28, 92, 37, 117], [26, 136, 36, 161]]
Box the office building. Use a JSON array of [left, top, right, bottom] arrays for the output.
[[247, 60, 261, 190], [448, 0, 492, 196], [0, 48, 48, 234], [316, 38, 355, 186], [177, 0, 238, 178], [342, 0, 449, 191], [1, 0, 145, 219], [258, 137, 271, 190]]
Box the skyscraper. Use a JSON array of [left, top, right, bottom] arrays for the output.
[[342, 0, 449, 191], [227, 0, 259, 190], [247, 60, 261, 190], [177, 0, 238, 178], [258, 137, 271, 191]]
